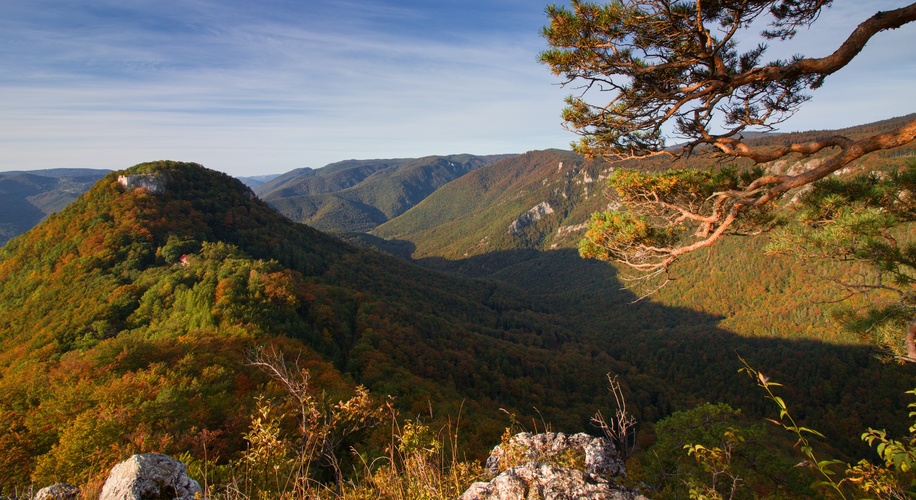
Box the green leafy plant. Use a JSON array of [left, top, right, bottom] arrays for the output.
[[739, 358, 848, 497], [685, 428, 745, 500], [578, 167, 774, 293], [632, 401, 803, 499], [741, 357, 916, 498], [766, 163, 916, 361]]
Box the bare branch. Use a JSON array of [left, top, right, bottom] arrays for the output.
[[592, 374, 637, 461]]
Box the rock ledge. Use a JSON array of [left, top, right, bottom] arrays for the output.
[[460, 432, 646, 500]]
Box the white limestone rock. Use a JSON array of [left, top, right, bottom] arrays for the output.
[[460, 463, 644, 500], [98, 454, 201, 500], [460, 432, 645, 500], [34, 483, 80, 500]]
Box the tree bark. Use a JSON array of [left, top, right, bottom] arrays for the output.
[[907, 315, 916, 361], [741, 2, 916, 85]]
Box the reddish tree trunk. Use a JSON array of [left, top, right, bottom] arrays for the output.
[[907, 316, 916, 362]]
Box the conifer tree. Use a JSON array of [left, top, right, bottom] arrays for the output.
[[541, 1, 916, 358]]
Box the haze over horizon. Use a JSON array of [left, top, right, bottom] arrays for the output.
[[2, 1, 914, 178]]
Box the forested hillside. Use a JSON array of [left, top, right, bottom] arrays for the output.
[[256, 154, 513, 232], [366, 118, 916, 460], [1, 118, 915, 496], [373, 115, 916, 261], [0, 161, 642, 490], [371, 149, 606, 259]]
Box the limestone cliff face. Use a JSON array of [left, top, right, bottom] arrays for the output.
[[508, 201, 555, 235], [117, 174, 166, 194]]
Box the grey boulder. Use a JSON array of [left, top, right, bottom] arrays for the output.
[[98, 454, 201, 500], [34, 484, 81, 500]]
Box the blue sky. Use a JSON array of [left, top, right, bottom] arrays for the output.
[[1, 1, 914, 177]]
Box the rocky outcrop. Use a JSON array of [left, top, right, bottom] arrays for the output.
[[508, 202, 554, 235], [486, 432, 625, 477], [556, 222, 588, 238], [98, 454, 201, 500], [117, 174, 165, 194], [33, 484, 80, 500], [460, 432, 645, 500], [460, 463, 641, 500]]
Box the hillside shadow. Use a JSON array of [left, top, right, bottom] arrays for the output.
[[407, 247, 916, 457], [336, 233, 418, 259]]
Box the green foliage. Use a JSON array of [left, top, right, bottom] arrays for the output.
[[641, 374, 916, 500], [609, 167, 749, 203], [632, 402, 805, 498], [539, 0, 849, 159], [156, 234, 201, 264], [767, 162, 916, 360], [685, 428, 747, 500], [0, 160, 629, 492], [741, 360, 916, 498], [367, 146, 916, 475], [845, 388, 916, 497], [239, 397, 294, 491], [739, 359, 848, 497], [540, 0, 916, 339], [577, 165, 776, 284], [579, 166, 764, 263], [578, 210, 673, 263], [844, 459, 912, 500], [259, 155, 509, 233]]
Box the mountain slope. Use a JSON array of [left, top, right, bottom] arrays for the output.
[[367, 127, 916, 457], [2, 116, 913, 491], [256, 154, 514, 232], [0, 169, 111, 247], [6, 161, 907, 491], [372, 115, 916, 263], [0, 161, 638, 488], [369, 123, 916, 347], [370, 149, 604, 260]]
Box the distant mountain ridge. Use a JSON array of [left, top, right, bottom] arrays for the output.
[[1, 168, 112, 178], [255, 154, 515, 232], [237, 173, 282, 189], [5, 114, 911, 250], [0, 168, 111, 247], [0, 154, 520, 247], [370, 113, 916, 263]]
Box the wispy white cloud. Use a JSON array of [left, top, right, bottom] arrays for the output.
[[0, 1, 912, 176]]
